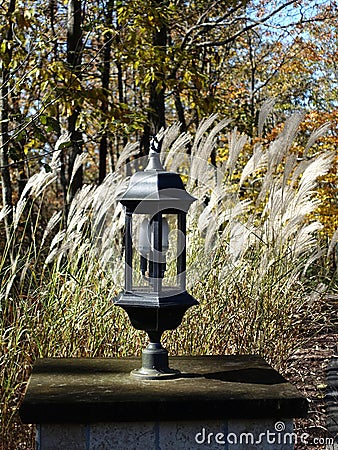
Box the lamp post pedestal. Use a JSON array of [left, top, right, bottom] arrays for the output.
[[131, 342, 180, 380], [20, 355, 308, 450]]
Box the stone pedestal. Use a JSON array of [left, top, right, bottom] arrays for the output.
[[20, 355, 308, 449]]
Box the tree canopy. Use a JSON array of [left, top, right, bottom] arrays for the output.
[[0, 0, 337, 233]]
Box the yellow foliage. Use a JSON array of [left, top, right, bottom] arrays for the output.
[[216, 114, 338, 239]]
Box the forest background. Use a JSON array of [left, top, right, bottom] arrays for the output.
[[1, 0, 338, 449], [1, 0, 338, 227]]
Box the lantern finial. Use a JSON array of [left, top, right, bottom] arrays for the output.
[[145, 137, 165, 172]]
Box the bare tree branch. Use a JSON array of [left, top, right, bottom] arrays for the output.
[[193, 0, 309, 48]]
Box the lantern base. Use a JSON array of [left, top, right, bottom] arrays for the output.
[[131, 367, 180, 380], [131, 342, 180, 380], [114, 290, 198, 333]]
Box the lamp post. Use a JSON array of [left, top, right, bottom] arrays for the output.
[[114, 138, 198, 379]]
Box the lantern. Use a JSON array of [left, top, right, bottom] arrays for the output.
[[114, 138, 198, 379]]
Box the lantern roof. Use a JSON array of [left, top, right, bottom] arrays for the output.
[[119, 138, 196, 213]]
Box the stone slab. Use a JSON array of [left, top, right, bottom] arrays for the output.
[[19, 355, 308, 424]]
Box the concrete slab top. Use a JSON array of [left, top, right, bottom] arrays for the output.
[[19, 355, 308, 424]]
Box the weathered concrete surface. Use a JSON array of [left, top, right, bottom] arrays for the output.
[[19, 355, 308, 424], [35, 420, 297, 449]]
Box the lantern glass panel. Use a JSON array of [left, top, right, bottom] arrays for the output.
[[131, 212, 186, 294]]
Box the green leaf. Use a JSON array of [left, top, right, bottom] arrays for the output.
[[40, 116, 61, 134], [43, 163, 52, 173], [58, 141, 72, 150]]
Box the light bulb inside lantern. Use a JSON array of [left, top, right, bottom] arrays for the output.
[[138, 218, 151, 256], [138, 216, 170, 281]]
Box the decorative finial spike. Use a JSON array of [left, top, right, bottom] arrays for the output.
[[150, 136, 161, 154], [145, 136, 165, 171]]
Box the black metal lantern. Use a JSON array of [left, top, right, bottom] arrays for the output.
[[114, 138, 198, 379]]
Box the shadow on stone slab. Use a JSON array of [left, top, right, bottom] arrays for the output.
[[181, 368, 286, 385]]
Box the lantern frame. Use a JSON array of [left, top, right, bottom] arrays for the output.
[[114, 139, 198, 379]]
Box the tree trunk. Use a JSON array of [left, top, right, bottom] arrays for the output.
[[67, 0, 83, 201], [141, 1, 167, 154], [99, 0, 114, 184], [0, 0, 15, 237]]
